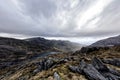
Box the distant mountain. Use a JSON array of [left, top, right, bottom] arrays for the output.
[[90, 35, 120, 47], [0, 37, 82, 62], [0, 37, 55, 62], [26, 37, 82, 52]]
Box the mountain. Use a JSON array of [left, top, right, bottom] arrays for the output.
[[26, 37, 82, 52], [0, 37, 120, 80], [1, 42, 120, 80], [90, 35, 120, 47], [0, 37, 55, 62], [0, 37, 82, 62]]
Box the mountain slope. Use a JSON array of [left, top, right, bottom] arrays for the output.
[[0, 37, 82, 62], [26, 37, 82, 52], [90, 35, 120, 47]]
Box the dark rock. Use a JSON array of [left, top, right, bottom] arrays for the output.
[[33, 58, 67, 74], [109, 68, 120, 76], [69, 60, 106, 80], [92, 57, 109, 72], [69, 58, 120, 80], [33, 58, 56, 74], [80, 47, 109, 53]]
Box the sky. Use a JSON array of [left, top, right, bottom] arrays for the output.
[[0, 0, 120, 44]]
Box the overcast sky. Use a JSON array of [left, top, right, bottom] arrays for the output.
[[0, 0, 120, 44]]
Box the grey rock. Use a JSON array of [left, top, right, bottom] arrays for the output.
[[69, 66, 82, 74], [92, 57, 109, 72], [33, 58, 67, 74], [103, 58, 120, 67], [54, 72, 61, 80], [83, 64, 106, 80], [69, 58, 120, 80]]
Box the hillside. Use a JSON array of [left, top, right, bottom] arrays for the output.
[[0, 36, 120, 80], [0, 37, 82, 64], [26, 37, 82, 52], [0, 45, 120, 80], [90, 35, 120, 47]]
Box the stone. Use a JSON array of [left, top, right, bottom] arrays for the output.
[[54, 72, 61, 80]]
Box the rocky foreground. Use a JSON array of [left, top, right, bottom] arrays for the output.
[[0, 46, 120, 80]]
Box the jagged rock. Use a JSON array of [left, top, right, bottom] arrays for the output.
[[33, 58, 67, 74], [69, 58, 120, 80], [92, 58, 120, 80], [33, 58, 56, 74], [92, 57, 109, 72], [54, 72, 61, 80], [83, 64, 106, 80], [69, 60, 106, 80], [103, 58, 120, 67]]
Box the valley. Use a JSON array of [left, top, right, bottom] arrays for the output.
[[0, 35, 120, 80]]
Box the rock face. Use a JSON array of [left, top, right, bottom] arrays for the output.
[[69, 57, 120, 80]]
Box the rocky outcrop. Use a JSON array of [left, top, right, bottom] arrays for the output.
[[103, 58, 120, 67], [69, 57, 120, 80], [33, 58, 67, 74], [90, 35, 120, 47]]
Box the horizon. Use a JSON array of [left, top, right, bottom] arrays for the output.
[[0, 33, 119, 45], [0, 0, 120, 44]]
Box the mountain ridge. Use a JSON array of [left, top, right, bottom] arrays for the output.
[[90, 35, 120, 47]]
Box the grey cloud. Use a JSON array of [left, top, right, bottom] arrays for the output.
[[19, 0, 57, 18], [0, 0, 119, 39]]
